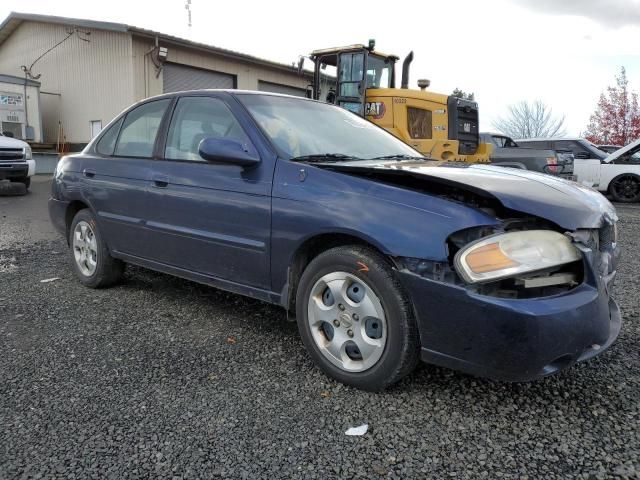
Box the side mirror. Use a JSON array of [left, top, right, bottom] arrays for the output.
[[575, 152, 591, 159], [198, 138, 260, 167], [305, 85, 314, 99]]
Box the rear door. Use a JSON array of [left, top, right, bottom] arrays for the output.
[[146, 94, 274, 288], [81, 99, 171, 257]]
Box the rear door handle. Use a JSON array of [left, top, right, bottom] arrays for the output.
[[152, 175, 169, 188], [83, 168, 96, 178]]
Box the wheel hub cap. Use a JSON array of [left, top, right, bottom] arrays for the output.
[[72, 221, 98, 277], [308, 271, 387, 373]]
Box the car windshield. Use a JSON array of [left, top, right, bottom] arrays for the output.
[[238, 94, 422, 160]]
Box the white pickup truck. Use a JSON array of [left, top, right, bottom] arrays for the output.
[[574, 138, 640, 203], [0, 133, 35, 189]]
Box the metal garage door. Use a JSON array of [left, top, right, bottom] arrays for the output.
[[163, 63, 236, 93], [258, 80, 306, 97]]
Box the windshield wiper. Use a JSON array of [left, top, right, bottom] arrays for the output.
[[370, 154, 428, 161], [289, 153, 360, 163]]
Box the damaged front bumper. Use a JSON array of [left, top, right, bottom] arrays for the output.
[[397, 222, 621, 382]]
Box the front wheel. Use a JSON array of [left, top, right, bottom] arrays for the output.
[[609, 174, 640, 203], [11, 177, 30, 189], [296, 245, 419, 391], [69, 209, 124, 288]]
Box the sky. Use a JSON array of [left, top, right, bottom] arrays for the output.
[[1, 0, 639, 135]]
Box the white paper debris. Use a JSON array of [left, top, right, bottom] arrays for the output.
[[40, 277, 61, 283], [345, 424, 368, 436]]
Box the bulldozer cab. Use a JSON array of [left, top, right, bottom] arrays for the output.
[[309, 44, 398, 115]]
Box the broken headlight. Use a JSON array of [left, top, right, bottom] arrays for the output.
[[454, 230, 581, 284]]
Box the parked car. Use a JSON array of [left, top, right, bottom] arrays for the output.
[[49, 91, 621, 390], [597, 144, 623, 154], [517, 137, 607, 161], [570, 138, 640, 202], [0, 132, 35, 188], [480, 132, 574, 177]]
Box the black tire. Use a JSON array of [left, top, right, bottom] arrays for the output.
[[295, 245, 419, 391], [68, 209, 124, 288], [609, 174, 640, 203], [10, 177, 30, 189]]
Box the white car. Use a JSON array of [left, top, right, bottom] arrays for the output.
[[573, 138, 640, 203], [0, 133, 35, 189]]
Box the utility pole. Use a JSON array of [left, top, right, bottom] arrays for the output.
[[185, 0, 192, 34]]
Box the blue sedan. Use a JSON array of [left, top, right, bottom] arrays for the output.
[[49, 91, 621, 390]]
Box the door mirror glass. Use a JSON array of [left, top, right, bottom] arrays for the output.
[[198, 137, 260, 167]]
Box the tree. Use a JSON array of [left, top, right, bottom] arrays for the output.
[[492, 100, 566, 139], [452, 88, 474, 101], [584, 67, 640, 146]]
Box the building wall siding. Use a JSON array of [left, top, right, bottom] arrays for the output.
[[0, 21, 134, 143], [131, 36, 310, 99]]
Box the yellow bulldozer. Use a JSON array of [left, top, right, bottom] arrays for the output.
[[302, 41, 490, 162]]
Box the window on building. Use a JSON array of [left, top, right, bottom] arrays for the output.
[[407, 107, 432, 139], [90, 120, 102, 139], [165, 96, 250, 161], [96, 117, 124, 156], [114, 99, 170, 158]]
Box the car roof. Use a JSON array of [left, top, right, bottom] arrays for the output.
[[515, 137, 586, 142], [131, 89, 322, 109], [480, 132, 511, 137]]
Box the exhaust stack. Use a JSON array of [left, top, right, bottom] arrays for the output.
[[401, 51, 414, 89]]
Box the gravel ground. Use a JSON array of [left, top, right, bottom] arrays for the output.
[[0, 179, 639, 479]]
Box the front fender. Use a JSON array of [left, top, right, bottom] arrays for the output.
[[270, 160, 500, 292]]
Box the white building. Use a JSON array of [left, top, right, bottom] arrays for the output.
[[0, 12, 312, 147], [0, 73, 41, 141]]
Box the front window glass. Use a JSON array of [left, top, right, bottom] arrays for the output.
[[115, 99, 170, 158], [239, 94, 421, 159], [408, 107, 432, 139], [366, 55, 391, 89], [165, 96, 249, 161]]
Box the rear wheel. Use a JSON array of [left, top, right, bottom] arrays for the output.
[[69, 209, 124, 288], [609, 174, 640, 203], [296, 245, 419, 391]]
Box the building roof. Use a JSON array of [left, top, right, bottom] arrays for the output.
[[0, 11, 311, 78], [0, 73, 40, 87]]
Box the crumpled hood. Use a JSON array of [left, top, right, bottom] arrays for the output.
[[318, 160, 617, 230]]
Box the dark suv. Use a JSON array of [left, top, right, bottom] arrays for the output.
[[517, 138, 607, 161]]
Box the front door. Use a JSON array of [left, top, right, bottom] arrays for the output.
[[337, 51, 367, 115], [146, 94, 273, 289]]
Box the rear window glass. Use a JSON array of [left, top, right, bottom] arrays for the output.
[[95, 117, 124, 156], [115, 99, 170, 158]]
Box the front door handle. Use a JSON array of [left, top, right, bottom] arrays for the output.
[[83, 168, 96, 178], [152, 175, 169, 188]]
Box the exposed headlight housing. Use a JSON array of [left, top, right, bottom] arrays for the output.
[[23, 146, 32, 160], [454, 230, 581, 284]]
